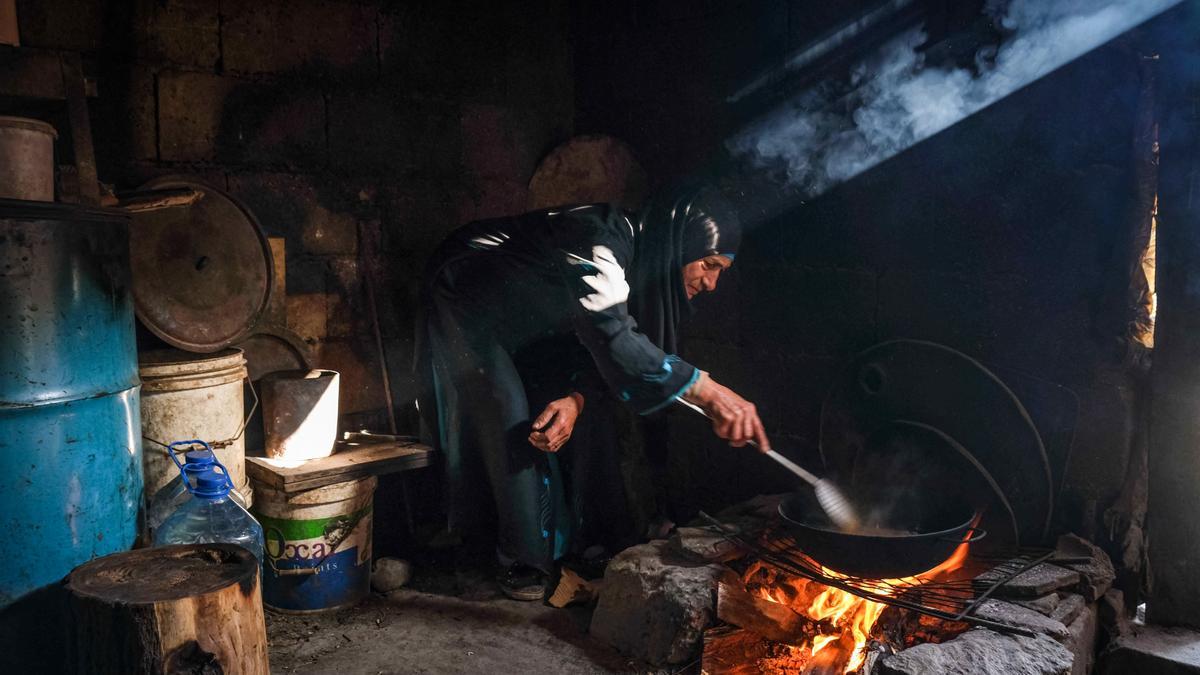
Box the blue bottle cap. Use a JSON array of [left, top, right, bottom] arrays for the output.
[[192, 470, 231, 499], [184, 450, 215, 465]]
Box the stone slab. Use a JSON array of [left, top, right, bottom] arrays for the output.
[[979, 563, 1081, 598], [973, 600, 1071, 643], [1051, 594, 1087, 628], [668, 526, 744, 563], [1056, 533, 1116, 601], [1016, 594, 1062, 616], [878, 628, 1073, 675], [590, 540, 735, 666], [1098, 626, 1200, 675], [1099, 588, 1132, 641], [1066, 603, 1098, 675]]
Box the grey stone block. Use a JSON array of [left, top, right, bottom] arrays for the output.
[[133, 0, 219, 68], [979, 563, 1081, 599], [327, 93, 462, 177], [1016, 594, 1062, 616], [1056, 533, 1116, 602], [590, 540, 735, 666], [1098, 626, 1200, 675], [1051, 593, 1087, 628], [668, 526, 743, 563], [973, 599, 1071, 643], [158, 72, 326, 165], [157, 71, 235, 162], [1066, 603, 1098, 675], [227, 172, 359, 257], [222, 0, 377, 75], [878, 628, 1073, 675]]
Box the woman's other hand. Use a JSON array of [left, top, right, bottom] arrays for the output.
[[529, 393, 585, 452], [683, 373, 771, 451]]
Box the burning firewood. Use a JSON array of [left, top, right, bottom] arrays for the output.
[[718, 580, 816, 644]]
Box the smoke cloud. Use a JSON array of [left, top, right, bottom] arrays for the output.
[[728, 0, 1183, 198]]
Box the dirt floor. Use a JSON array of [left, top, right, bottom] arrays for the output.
[[266, 564, 654, 674]]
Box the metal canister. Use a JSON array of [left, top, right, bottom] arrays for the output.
[[261, 369, 340, 461], [0, 199, 142, 608], [0, 117, 57, 201]]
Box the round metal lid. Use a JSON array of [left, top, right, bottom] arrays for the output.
[[138, 347, 246, 374], [233, 326, 312, 381], [130, 177, 273, 353], [0, 116, 58, 138]]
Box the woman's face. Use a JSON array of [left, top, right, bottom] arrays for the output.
[[682, 255, 732, 299]]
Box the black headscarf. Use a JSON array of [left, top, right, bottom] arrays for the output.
[[628, 186, 742, 354]]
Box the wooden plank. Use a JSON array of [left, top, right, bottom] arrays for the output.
[[59, 52, 98, 205], [246, 440, 433, 493], [114, 186, 203, 213]]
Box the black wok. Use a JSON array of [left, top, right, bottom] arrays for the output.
[[778, 489, 984, 579]]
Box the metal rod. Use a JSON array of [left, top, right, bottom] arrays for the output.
[[359, 219, 415, 537], [676, 398, 820, 486]]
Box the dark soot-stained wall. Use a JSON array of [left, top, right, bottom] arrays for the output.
[[16, 0, 1149, 551], [16, 0, 574, 431], [576, 1, 1148, 545]]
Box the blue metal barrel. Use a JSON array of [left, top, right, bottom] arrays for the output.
[[0, 199, 142, 608]]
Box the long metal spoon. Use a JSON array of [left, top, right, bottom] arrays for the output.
[[676, 398, 861, 531]]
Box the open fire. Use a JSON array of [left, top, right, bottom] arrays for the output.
[[738, 536, 973, 673]]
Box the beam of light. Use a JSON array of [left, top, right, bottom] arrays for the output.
[[727, 0, 1185, 200]]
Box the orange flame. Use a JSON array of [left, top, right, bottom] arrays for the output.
[[747, 536, 973, 673]]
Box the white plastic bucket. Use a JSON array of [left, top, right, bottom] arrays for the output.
[[139, 348, 251, 503]]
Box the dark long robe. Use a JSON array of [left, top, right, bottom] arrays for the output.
[[417, 186, 742, 570], [417, 204, 700, 570]]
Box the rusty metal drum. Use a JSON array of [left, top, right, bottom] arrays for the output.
[[139, 348, 251, 505], [0, 199, 141, 608]]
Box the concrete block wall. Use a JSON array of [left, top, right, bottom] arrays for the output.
[[575, 0, 1148, 548], [16, 0, 574, 428]]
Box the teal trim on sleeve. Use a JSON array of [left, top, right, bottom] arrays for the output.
[[639, 362, 701, 416]]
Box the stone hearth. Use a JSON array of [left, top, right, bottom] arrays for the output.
[[588, 496, 1118, 674]]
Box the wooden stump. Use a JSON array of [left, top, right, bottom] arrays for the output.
[[66, 544, 269, 675]]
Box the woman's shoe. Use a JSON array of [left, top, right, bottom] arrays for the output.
[[497, 562, 548, 601]]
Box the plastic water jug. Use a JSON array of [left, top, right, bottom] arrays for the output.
[[147, 441, 247, 538], [153, 440, 264, 563]]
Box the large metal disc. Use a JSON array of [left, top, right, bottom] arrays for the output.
[[820, 339, 1054, 546], [233, 325, 312, 381], [130, 177, 273, 352]]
